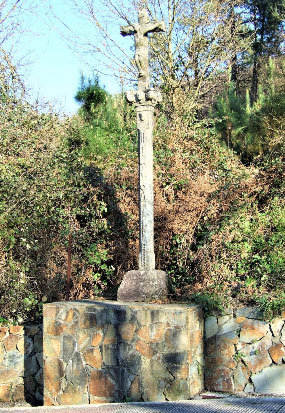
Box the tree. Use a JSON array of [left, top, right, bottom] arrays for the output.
[[0, 0, 34, 47], [75, 74, 108, 118], [50, 0, 249, 115], [242, 0, 285, 103]]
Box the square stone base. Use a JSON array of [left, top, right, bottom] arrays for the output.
[[43, 300, 204, 405]]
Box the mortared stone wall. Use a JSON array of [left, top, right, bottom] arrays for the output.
[[43, 301, 204, 405], [0, 325, 43, 404], [205, 307, 285, 394]]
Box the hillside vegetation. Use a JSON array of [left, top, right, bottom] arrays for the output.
[[0, 0, 284, 323]]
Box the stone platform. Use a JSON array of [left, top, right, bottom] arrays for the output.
[[43, 301, 204, 406]]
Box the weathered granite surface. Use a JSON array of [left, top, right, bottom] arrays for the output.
[[205, 308, 285, 394], [43, 301, 204, 405], [117, 270, 167, 302], [0, 324, 43, 404]]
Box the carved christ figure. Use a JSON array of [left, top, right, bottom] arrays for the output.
[[121, 9, 165, 91]]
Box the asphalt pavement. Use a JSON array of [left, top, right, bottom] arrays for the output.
[[0, 397, 284, 413]]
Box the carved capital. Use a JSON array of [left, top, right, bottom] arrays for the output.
[[125, 89, 162, 106]]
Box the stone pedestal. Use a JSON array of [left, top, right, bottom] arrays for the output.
[[43, 300, 204, 406], [117, 270, 167, 301]]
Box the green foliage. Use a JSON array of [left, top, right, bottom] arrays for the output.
[[233, 351, 246, 362], [0, 66, 130, 322], [227, 197, 284, 290], [80, 93, 136, 167], [190, 293, 226, 317], [256, 295, 285, 321], [213, 59, 285, 163], [75, 74, 107, 118], [0, 317, 9, 326]]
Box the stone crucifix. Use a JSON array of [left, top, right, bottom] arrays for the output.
[[117, 9, 168, 302]]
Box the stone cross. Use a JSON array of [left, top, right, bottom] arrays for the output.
[[117, 9, 168, 302]]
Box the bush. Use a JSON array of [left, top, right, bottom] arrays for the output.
[[0, 61, 129, 323], [75, 74, 107, 118], [213, 59, 285, 163]]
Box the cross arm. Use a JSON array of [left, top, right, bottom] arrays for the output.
[[120, 24, 137, 36], [143, 21, 166, 35]]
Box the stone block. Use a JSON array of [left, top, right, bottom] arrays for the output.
[[13, 384, 25, 402], [65, 352, 88, 390], [240, 319, 269, 343], [218, 331, 239, 344], [252, 365, 285, 394], [24, 354, 39, 377], [91, 330, 103, 347], [3, 350, 23, 372], [205, 367, 234, 392], [149, 358, 173, 381], [44, 358, 64, 397], [43, 336, 61, 358], [205, 316, 218, 339], [165, 379, 189, 401], [218, 320, 241, 336], [241, 338, 272, 374], [0, 327, 8, 342], [117, 270, 167, 302], [0, 384, 10, 402], [236, 307, 262, 319], [165, 327, 189, 351], [236, 316, 246, 324], [218, 315, 232, 326], [142, 374, 165, 402], [83, 348, 103, 368], [163, 351, 187, 368], [3, 335, 19, 352], [102, 345, 118, 367], [34, 334, 43, 353], [9, 326, 24, 335], [205, 354, 236, 371], [0, 368, 18, 384], [108, 367, 131, 395], [57, 383, 88, 405], [79, 312, 97, 329], [62, 335, 76, 363], [89, 370, 116, 399], [24, 336, 34, 356], [118, 322, 136, 341], [233, 362, 250, 392], [137, 324, 165, 343], [280, 327, 285, 346], [57, 307, 79, 325], [43, 304, 59, 319], [121, 352, 141, 375], [269, 343, 285, 364], [16, 336, 25, 354], [103, 324, 117, 345], [44, 319, 63, 336], [36, 352, 43, 368], [78, 330, 91, 351], [128, 376, 142, 401], [270, 319, 284, 337], [135, 339, 154, 359], [244, 383, 254, 393]]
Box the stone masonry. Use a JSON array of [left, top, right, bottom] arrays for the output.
[[0, 324, 43, 404], [205, 307, 285, 394], [43, 301, 204, 405]]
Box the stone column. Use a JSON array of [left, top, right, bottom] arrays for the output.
[[117, 10, 167, 301]]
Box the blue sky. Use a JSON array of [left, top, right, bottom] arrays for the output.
[[14, 1, 123, 115]]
